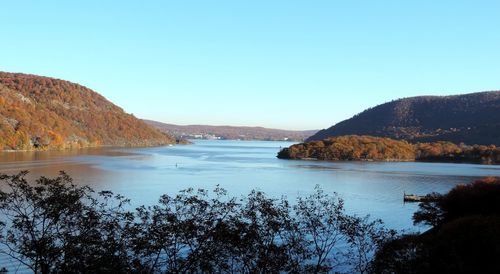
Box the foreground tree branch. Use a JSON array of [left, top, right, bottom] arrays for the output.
[[0, 171, 392, 273]]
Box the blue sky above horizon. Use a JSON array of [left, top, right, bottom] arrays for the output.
[[1, 1, 500, 130]]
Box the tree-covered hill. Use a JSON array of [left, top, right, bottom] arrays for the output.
[[0, 72, 174, 150], [278, 135, 416, 161], [308, 91, 500, 146], [278, 135, 500, 164]]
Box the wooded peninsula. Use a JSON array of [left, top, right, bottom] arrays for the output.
[[277, 135, 500, 164]]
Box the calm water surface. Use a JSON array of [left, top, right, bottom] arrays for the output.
[[2, 139, 500, 233]]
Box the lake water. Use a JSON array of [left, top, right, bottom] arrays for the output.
[[2, 139, 500, 233]]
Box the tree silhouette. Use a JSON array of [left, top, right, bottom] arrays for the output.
[[0, 171, 392, 273]]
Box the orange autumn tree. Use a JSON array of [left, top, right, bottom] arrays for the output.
[[47, 130, 64, 149]]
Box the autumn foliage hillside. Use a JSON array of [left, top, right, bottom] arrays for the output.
[[278, 135, 416, 161], [0, 72, 175, 150], [278, 135, 500, 164]]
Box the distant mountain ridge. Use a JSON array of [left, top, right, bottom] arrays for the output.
[[0, 72, 175, 150], [308, 91, 500, 145], [144, 120, 317, 141]]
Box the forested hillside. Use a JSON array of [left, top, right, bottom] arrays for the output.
[[278, 135, 416, 161], [308, 91, 500, 145], [278, 135, 500, 164], [0, 72, 174, 150]]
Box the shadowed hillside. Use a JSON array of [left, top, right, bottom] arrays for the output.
[[0, 72, 174, 150], [308, 91, 500, 145]]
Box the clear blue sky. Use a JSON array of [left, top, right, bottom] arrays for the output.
[[1, 1, 500, 130]]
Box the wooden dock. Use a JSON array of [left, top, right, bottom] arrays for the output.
[[404, 193, 439, 203]]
